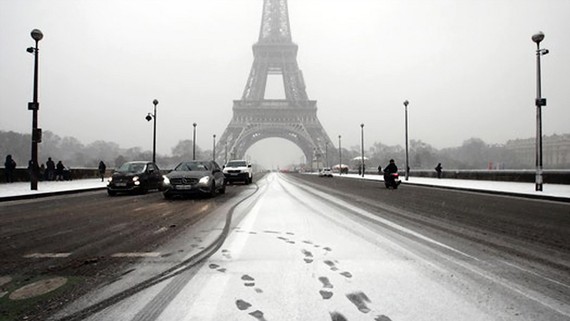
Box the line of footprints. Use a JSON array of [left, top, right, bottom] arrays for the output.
[[205, 228, 393, 321]]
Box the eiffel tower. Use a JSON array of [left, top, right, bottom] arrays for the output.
[[217, 0, 334, 166]]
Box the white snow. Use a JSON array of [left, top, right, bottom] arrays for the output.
[[0, 179, 107, 198], [327, 173, 570, 199]]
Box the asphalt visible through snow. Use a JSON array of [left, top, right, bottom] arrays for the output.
[[1, 173, 569, 321]]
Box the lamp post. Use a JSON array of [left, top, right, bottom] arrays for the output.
[[145, 99, 158, 163], [212, 134, 216, 161], [192, 123, 197, 160], [532, 31, 549, 192], [338, 135, 342, 175], [360, 123, 365, 177], [27, 29, 43, 190], [403, 100, 409, 181]]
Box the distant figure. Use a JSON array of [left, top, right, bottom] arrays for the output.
[[56, 161, 65, 181], [39, 164, 45, 181], [27, 159, 38, 181], [383, 159, 398, 175], [383, 159, 398, 185], [98, 161, 107, 182], [46, 157, 55, 181], [377, 165, 382, 174], [435, 163, 443, 179], [4, 155, 17, 183]]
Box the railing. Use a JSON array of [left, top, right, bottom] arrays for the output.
[[0, 167, 108, 183], [2, 167, 569, 185]]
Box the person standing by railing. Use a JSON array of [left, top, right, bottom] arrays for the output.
[[4, 155, 17, 183]]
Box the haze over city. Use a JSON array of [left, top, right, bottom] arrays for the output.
[[1, 0, 569, 169]]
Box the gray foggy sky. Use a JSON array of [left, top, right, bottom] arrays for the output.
[[1, 0, 569, 169]]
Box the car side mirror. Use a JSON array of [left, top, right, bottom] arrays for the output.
[[248, 164, 252, 168]]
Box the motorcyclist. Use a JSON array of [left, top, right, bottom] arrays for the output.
[[383, 159, 398, 184]]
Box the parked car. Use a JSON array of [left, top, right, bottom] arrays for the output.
[[107, 161, 163, 196], [319, 168, 333, 177], [162, 160, 225, 199], [223, 159, 253, 184]]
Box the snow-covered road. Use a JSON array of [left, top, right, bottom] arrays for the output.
[[54, 172, 569, 321]]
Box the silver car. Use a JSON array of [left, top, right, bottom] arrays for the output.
[[162, 160, 226, 199]]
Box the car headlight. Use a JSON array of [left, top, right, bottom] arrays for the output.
[[199, 176, 210, 185], [132, 176, 139, 182], [162, 176, 170, 185]]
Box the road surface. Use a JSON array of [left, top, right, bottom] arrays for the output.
[[47, 172, 570, 321]]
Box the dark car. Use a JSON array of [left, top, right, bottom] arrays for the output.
[[107, 161, 163, 196], [162, 160, 225, 199]]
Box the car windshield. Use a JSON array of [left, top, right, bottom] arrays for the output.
[[226, 161, 247, 167], [174, 161, 210, 171], [116, 162, 146, 173]]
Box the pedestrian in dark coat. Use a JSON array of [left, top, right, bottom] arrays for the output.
[[435, 163, 443, 179], [98, 161, 107, 182], [4, 155, 17, 183], [56, 161, 65, 181], [46, 157, 55, 181]]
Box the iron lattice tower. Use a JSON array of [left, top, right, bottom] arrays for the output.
[[217, 0, 334, 166]]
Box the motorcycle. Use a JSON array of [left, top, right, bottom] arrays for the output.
[[383, 172, 401, 189]]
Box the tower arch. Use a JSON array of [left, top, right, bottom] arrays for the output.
[[217, 0, 334, 165]]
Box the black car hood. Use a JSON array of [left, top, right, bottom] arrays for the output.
[[166, 171, 210, 179], [112, 172, 142, 179]]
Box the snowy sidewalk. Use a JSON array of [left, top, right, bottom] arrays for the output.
[[334, 173, 570, 202], [0, 179, 108, 201]]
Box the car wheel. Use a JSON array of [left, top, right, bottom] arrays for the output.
[[219, 184, 226, 194], [107, 190, 117, 196], [163, 192, 172, 200], [249, 177, 253, 184], [209, 182, 216, 197]]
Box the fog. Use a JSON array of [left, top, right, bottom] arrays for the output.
[[1, 0, 569, 169]]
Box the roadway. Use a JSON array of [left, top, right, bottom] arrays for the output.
[[1, 173, 568, 321]]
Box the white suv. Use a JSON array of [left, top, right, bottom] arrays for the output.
[[223, 160, 253, 184]]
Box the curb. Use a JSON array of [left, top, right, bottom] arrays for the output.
[[0, 187, 107, 202]]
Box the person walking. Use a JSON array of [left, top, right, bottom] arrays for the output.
[[435, 163, 443, 179], [56, 160, 65, 181], [4, 155, 17, 183], [98, 161, 107, 182], [46, 157, 55, 181]]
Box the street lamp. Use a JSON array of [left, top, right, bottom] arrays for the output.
[[212, 134, 216, 161], [192, 123, 197, 160], [532, 31, 549, 192], [27, 29, 43, 191], [338, 135, 342, 175], [360, 123, 365, 177], [403, 100, 409, 181], [145, 99, 158, 163]]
